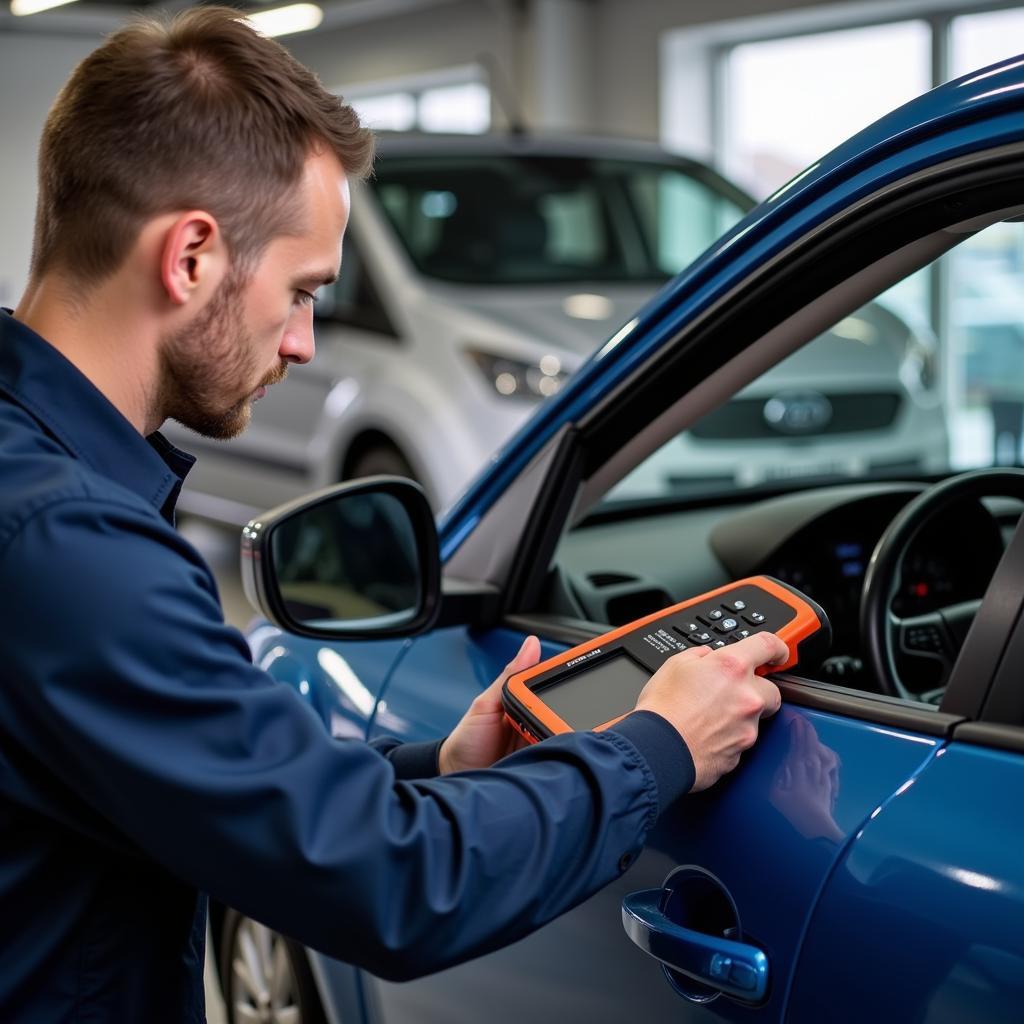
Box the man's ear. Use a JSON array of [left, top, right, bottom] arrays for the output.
[[160, 211, 229, 306]]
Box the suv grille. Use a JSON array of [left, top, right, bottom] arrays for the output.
[[690, 392, 901, 441]]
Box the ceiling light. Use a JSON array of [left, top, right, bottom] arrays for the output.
[[10, 0, 77, 15], [245, 3, 323, 37]]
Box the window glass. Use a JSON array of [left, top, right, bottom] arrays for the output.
[[347, 76, 489, 134], [314, 237, 393, 336], [724, 22, 931, 198], [418, 82, 490, 133], [564, 221, 1023, 706], [947, 221, 1024, 468], [371, 155, 746, 285], [608, 220, 1024, 505], [627, 169, 742, 274], [950, 8, 1024, 80], [351, 92, 416, 132]]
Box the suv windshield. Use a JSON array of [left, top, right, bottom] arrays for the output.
[[370, 154, 749, 285]]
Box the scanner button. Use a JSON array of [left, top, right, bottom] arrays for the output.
[[688, 631, 713, 645], [715, 618, 739, 634], [744, 611, 767, 625]]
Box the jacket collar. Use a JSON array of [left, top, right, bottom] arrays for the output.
[[0, 309, 195, 521]]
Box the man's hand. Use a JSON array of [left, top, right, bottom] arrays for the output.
[[634, 632, 787, 792], [439, 636, 541, 774]]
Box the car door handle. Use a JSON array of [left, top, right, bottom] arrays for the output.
[[622, 888, 769, 1003]]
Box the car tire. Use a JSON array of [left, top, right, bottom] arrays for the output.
[[219, 909, 327, 1024], [348, 441, 416, 483]]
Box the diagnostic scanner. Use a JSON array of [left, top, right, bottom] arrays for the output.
[[502, 575, 830, 744]]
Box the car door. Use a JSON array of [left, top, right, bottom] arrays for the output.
[[358, 140, 1024, 1021], [787, 727, 1024, 1024], [362, 632, 957, 1024], [787, 554, 1024, 1024]]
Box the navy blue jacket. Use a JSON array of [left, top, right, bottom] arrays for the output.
[[0, 310, 694, 1021]]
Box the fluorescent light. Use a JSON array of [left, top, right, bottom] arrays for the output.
[[10, 0, 77, 15], [244, 3, 323, 37]]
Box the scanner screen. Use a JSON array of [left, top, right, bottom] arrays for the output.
[[539, 652, 651, 731]]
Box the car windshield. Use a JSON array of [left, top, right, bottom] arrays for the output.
[[370, 154, 748, 284]]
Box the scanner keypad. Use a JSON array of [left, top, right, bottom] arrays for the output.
[[668, 584, 795, 650]]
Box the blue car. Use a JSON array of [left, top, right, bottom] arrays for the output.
[[218, 55, 1024, 1024]]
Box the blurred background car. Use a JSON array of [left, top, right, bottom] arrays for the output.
[[164, 133, 946, 520]]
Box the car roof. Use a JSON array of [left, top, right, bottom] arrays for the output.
[[374, 131, 701, 163]]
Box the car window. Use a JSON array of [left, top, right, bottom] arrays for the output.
[[313, 234, 395, 336], [608, 219, 1024, 506], [370, 154, 747, 284], [545, 218, 1024, 711]]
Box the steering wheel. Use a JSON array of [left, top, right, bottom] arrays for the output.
[[860, 468, 1024, 701]]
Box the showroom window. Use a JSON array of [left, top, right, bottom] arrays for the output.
[[682, 4, 1024, 198], [720, 21, 931, 199], [343, 67, 490, 134], [950, 6, 1024, 77], [664, 3, 1024, 475]]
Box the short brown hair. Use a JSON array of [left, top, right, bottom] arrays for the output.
[[32, 5, 374, 284]]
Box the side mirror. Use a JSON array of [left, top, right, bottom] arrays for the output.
[[240, 477, 441, 640]]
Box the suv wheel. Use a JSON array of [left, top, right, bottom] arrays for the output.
[[220, 909, 326, 1024], [348, 440, 416, 482]]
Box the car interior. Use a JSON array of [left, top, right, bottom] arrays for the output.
[[499, 191, 1024, 717]]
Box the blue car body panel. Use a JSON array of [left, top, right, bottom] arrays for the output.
[[243, 52, 1024, 1024], [788, 741, 1024, 1023], [246, 621, 409, 740], [365, 626, 566, 743]]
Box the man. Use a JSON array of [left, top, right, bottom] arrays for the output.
[[0, 8, 785, 1019]]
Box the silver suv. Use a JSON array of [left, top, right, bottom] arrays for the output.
[[168, 134, 945, 521]]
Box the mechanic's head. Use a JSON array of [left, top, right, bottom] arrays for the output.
[[27, 5, 373, 438]]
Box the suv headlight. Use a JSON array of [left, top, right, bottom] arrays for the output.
[[900, 329, 939, 395], [465, 348, 569, 401]]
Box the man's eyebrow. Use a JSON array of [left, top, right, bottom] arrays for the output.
[[296, 268, 339, 289]]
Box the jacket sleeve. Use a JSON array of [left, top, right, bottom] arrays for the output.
[[0, 497, 693, 981], [368, 734, 444, 779]]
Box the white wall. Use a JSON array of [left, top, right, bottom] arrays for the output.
[[0, 32, 98, 305], [0, 0, 952, 300]]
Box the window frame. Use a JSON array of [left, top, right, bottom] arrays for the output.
[[493, 148, 1024, 737]]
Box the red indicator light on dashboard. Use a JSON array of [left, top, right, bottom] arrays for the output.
[[912, 582, 929, 598]]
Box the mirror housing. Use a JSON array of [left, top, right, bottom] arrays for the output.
[[240, 477, 442, 640]]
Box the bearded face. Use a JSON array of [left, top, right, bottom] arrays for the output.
[[158, 269, 288, 440]]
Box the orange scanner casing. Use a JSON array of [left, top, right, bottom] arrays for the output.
[[501, 575, 830, 744]]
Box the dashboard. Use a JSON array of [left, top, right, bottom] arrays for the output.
[[554, 481, 1009, 692]]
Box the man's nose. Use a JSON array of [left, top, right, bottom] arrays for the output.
[[280, 310, 315, 365]]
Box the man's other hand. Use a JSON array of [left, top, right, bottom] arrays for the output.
[[439, 636, 541, 774], [634, 632, 786, 792]]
